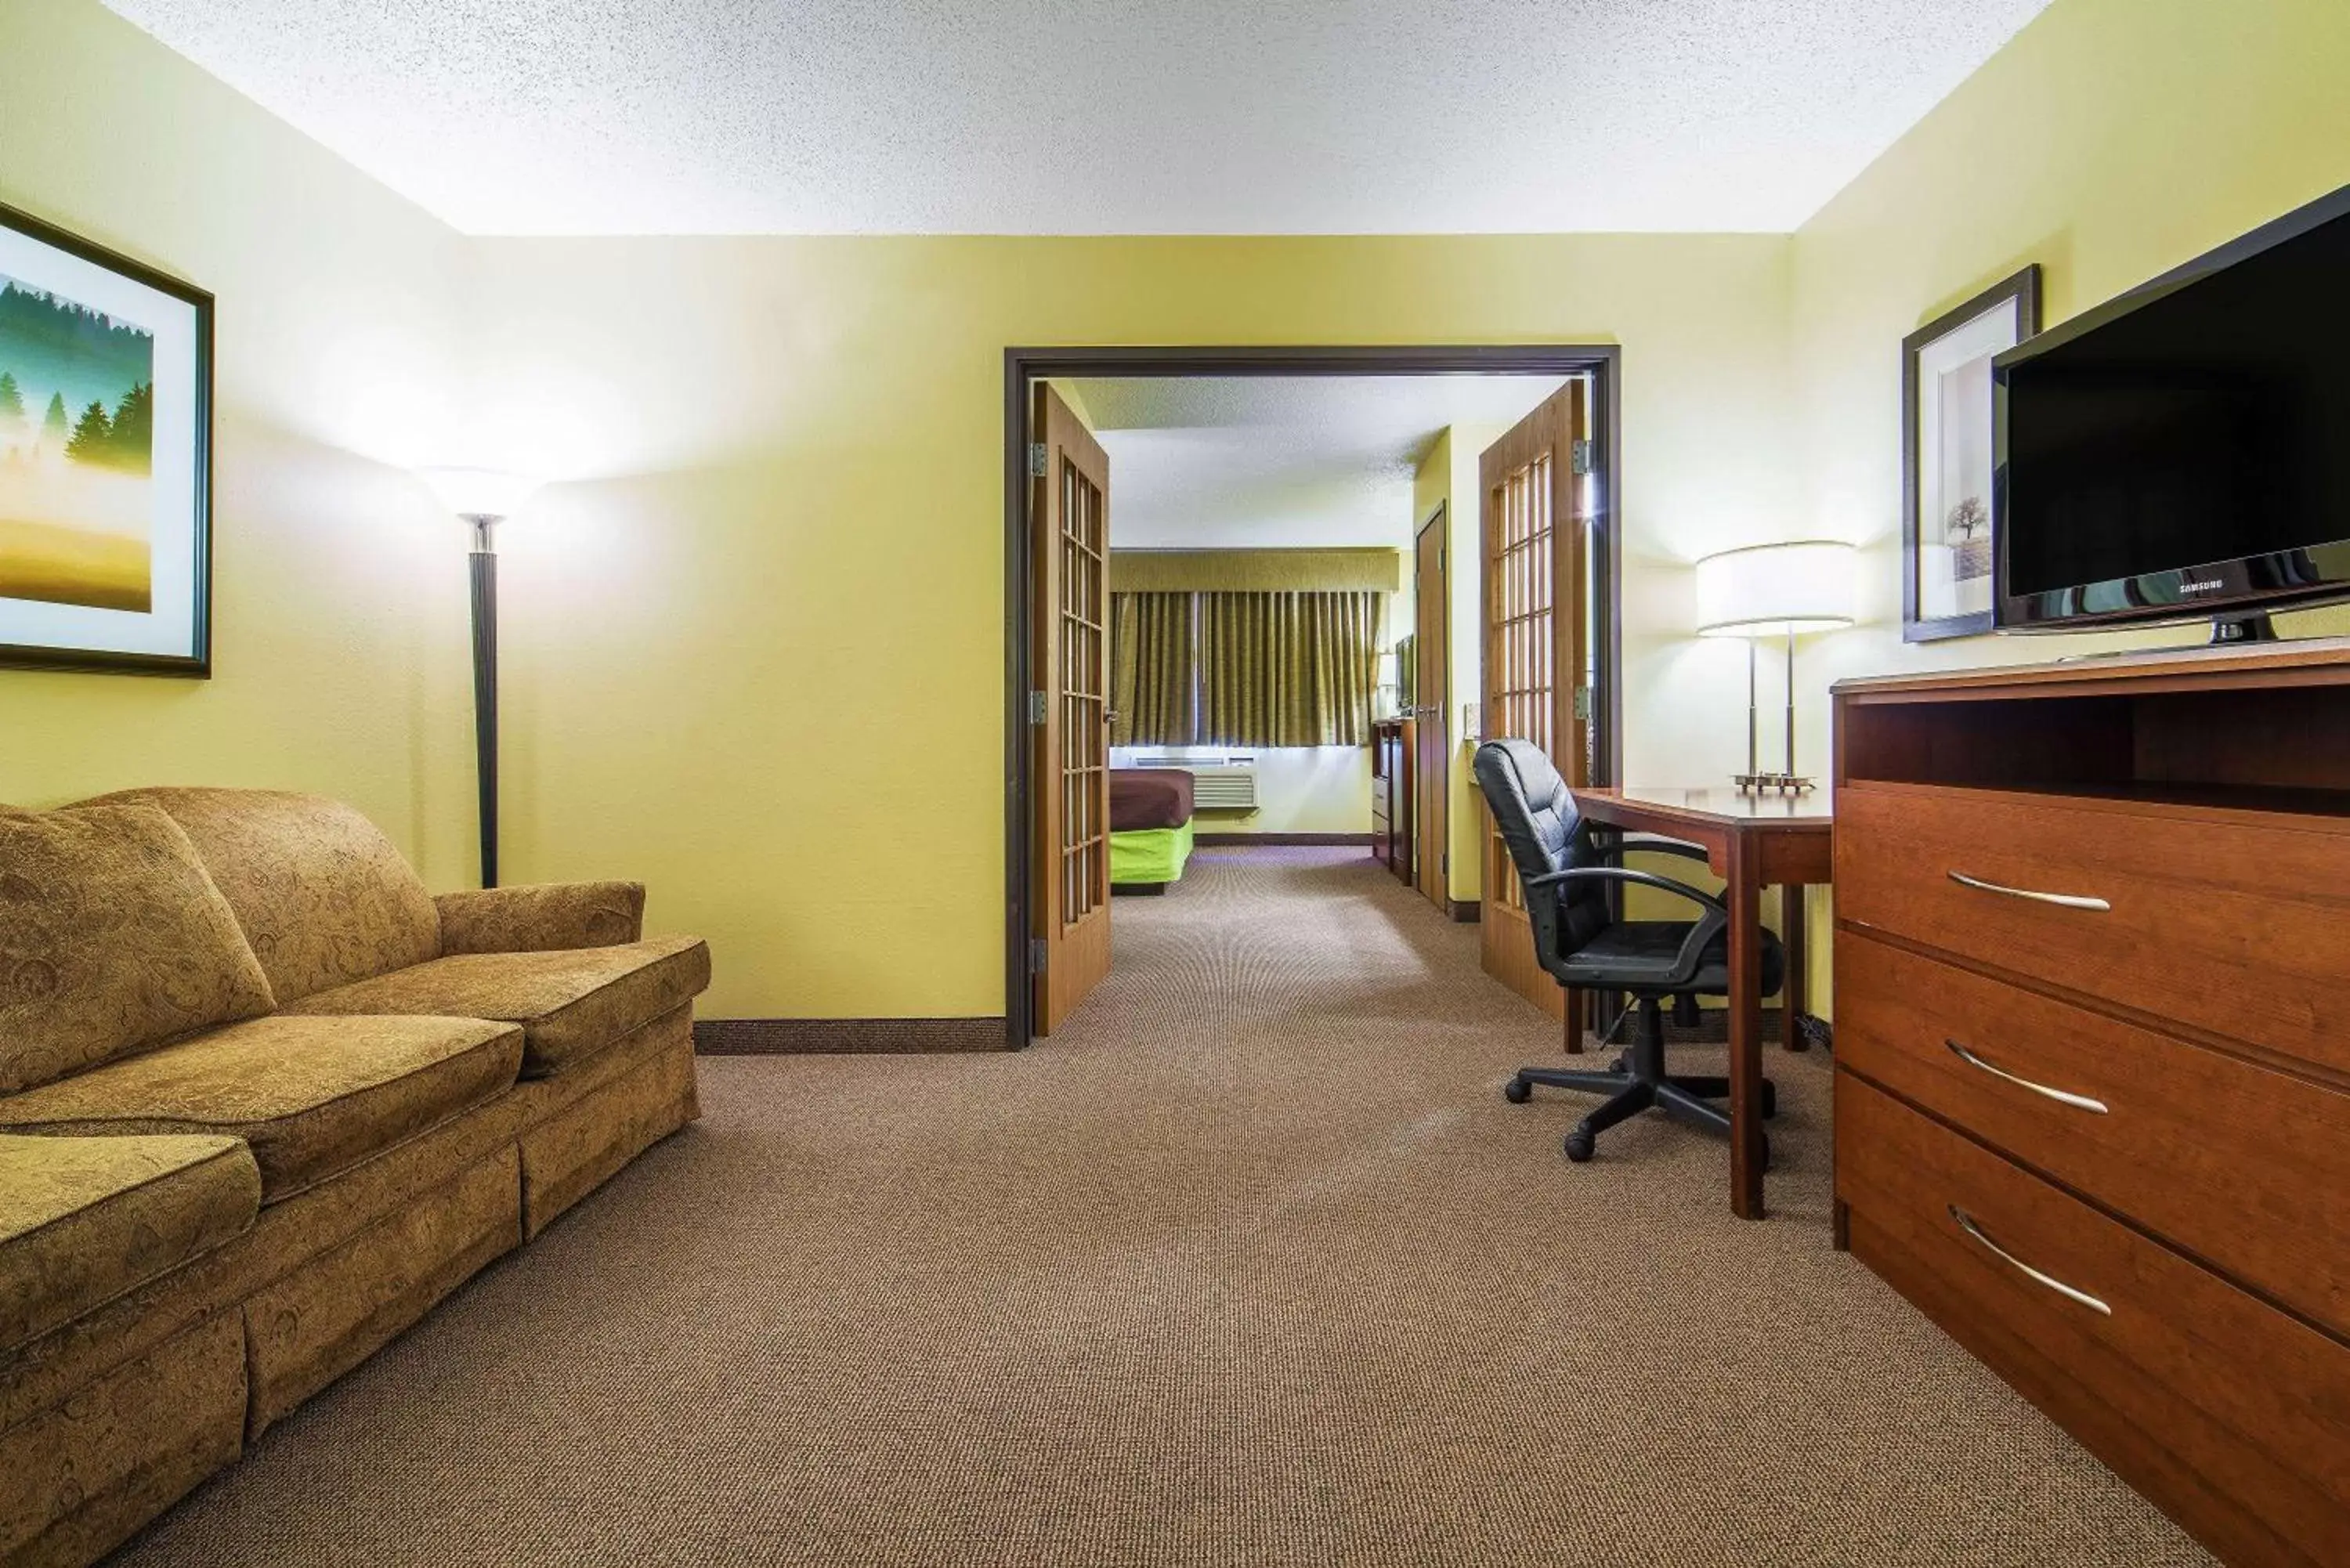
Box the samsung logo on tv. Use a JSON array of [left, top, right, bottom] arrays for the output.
[[2178, 576, 2225, 594]]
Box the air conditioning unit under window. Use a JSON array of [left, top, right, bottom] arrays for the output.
[[1132, 753, 1258, 811]]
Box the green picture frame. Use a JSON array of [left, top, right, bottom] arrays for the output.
[[0, 200, 213, 676]]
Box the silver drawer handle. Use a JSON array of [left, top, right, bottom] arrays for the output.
[[1949, 1205, 2111, 1315], [1946, 1040, 2110, 1115], [1947, 870, 2111, 912]]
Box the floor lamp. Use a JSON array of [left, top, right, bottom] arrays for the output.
[[1694, 540, 1857, 794], [420, 468, 540, 888]]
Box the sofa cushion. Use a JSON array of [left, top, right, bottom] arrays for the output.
[[0, 1133, 261, 1352], [0, 804, 277, 1095], [78, 788, 440, 1003], [283, 936, 710, 1077], [0, 1016, 522, 1203]]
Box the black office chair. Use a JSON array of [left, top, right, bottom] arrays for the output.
[[1473, 738, 1781, 1164]]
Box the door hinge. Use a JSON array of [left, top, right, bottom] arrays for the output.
[[1573, 686, 1594, 722], [1441, 851, 1449, 876], [1029, 689, 1048, 724], [1029, 936, 1048, 974], [1571, 439, 1594, 476], [1029, 442, 1048, 478]]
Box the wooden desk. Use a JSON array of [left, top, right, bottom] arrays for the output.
[[1576, 786, 1833, 1221]]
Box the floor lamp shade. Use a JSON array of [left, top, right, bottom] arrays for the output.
[[1692, 540, 1856, 791], [419, 466, 540, 521]]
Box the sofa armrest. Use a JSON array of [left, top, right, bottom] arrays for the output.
[[435, 882, 645, 955]]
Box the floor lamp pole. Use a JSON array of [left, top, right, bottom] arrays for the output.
[[467, 515, 500, 889]]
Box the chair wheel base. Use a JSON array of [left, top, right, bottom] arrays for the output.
[[1503, 1078, 1532, 1104], [1563, 1128, 1596, 1162]]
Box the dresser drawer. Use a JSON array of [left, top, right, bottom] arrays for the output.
[[1837, 930, 2350, 1338], [1837, 1073, 2350, 1568], [1835, 782, 2350, 1075]]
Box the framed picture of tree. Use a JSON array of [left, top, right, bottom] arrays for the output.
[[0, 201, 212, 675], [1902, 264, 2038, 641]]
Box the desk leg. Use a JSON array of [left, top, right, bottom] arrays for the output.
[[1782, 885, 1808, 1051], [1727, 836, 1766, 1220]]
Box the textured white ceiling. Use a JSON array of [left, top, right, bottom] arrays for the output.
[[102, 1, 2052, 235], [1069, 375, 1564, 549]]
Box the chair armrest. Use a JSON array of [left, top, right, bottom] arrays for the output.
[[436, 881, 645, 955], [1621, 836, 1713, 865], [1522, 865, 1727, 914], [1523, 866, 1729, 984]]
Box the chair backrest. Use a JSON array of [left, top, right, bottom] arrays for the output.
[[1472, 738, 1611, 964]]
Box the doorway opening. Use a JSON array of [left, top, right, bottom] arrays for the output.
[[1005, 349, 1623, 1046]]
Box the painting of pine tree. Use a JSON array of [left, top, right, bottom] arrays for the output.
[[0, 273, 156, 612]]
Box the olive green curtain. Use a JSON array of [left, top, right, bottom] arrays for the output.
[[1109, 592, 1195, 746], [1199, 591, 1383, 747]]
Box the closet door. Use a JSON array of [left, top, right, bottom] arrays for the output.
[[1478, 383, 1590, 1023], [1030, 384, 1113, 1034]]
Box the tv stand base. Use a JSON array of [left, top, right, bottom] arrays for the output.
[[2210, 612, 2280, 645]]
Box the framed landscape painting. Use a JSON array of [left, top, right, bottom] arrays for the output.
[[1901, 264, 2038, 641], [0, 201, 212, 675]]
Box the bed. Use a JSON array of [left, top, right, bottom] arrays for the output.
[[1109, 768, 1196, 894]]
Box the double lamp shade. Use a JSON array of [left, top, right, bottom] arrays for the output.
[[1694, 540, 1857, 640]]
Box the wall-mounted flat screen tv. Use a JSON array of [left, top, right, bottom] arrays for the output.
[[1995, 182, 2350, 639]]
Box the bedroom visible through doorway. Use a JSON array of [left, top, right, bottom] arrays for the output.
[[1007, 352, 1622, 1043]]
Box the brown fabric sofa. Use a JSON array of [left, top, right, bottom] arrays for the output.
[[0, 790, 708, 1568]]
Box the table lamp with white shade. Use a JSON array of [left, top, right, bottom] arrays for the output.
[[418, 466, 542, 887], [1694, 540, 1857, 794]]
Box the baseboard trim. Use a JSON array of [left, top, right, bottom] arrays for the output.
[[1449, 899, 1480, 923], [1195, 832, 1374, 847], [694, 1017, 1009, 1054]]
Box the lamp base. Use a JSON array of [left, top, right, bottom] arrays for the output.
[[1733, 771, 1815, 796]]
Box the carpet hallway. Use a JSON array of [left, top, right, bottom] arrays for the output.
[[112, 847, 2211, 1566]]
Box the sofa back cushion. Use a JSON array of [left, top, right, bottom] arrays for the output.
[[78, 789, 439, 1003], [0, 804, 277, 1093]]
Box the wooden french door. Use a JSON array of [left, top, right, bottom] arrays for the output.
[[1029, 385, 1112, 1034], [1479, 382, 1592, 1021], [1412, 508, 1449, 911]]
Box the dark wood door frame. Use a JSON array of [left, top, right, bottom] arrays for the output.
[[1412, 502, 1450, 912], [1003, 345, 1625, 1047]]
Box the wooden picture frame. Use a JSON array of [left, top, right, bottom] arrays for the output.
[[1902, 265, 2038, 641], [0, 200, 213, 676]]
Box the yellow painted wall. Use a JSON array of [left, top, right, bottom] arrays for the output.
[[465, 236, 1794, 1017], [2, 0, 1791, 1024], [32, 0, 2330, 1025], [1412, 421, 1521, 905], [1766, 0, 2350, 1009], [1408, 436, 1459, 896], [0, 0, 478, 889]]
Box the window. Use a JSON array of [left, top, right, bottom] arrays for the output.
[[1112, 590, 1383, 747]]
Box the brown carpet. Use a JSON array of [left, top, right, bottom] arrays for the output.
[[113, 847, 2212, 1567]]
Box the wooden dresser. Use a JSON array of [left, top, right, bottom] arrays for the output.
[[1831, 642, 2350, 1568], [1371, 717, 1414, 883]]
